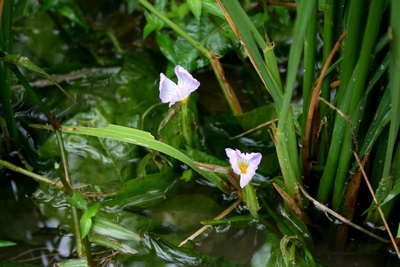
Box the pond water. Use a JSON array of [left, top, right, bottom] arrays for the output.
[[1, 1, 399, 266]]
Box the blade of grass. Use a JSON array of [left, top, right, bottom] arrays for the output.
[[217, 0, 283, 108], [368, 0, 400, 222], [316, 0, 335, 166], [0, 52, 78, 105], [314, 1, 366, 201], [331, 0, 387, 209], [0, 0, 19, 150], [34, 124, 231, 194], [274, 0, 314, 199]]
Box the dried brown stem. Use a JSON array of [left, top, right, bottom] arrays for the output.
[[298, 183, 389, 244], [353, 151, 400, 257], [179, 198, 242, 247], [303, 30, 348, 181]]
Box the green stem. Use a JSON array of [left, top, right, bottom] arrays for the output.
[[8, 62, 93, 264], [301, 1, 317, 136], [0, 159, 63, 189], [317, 0, 334, 165], [331, 0, 387, 209], [0, 0, 19, 151], [179, 98, 193, 147], [316, 1, 374, 204], [242, 182, 259, 219]]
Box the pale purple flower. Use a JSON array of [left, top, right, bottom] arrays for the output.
[[159, 65, 200, 107], [225, 148, 262, 188]]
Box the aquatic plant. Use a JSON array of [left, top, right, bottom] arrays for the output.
[[0, 0, 399, 266]]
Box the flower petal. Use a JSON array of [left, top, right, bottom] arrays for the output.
[[159, 73, 177, 105], [225, 148, 240, 175], [175, 65, 200, 96], [249, 153, 262, 169], [240, 173, 253, 188]]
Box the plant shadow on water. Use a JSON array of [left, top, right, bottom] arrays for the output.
[[0, 172, 73, 265]]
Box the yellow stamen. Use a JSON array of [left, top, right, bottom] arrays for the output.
[[239, 162, 249, 174]]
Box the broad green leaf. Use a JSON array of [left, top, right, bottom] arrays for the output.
[[157, 15, 238, 71], [188, 0, 202, 21], [151, 194, 223, 233], [109, 171, 177, 209]]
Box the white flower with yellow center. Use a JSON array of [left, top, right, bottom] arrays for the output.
[[225, 148, 262, 188]]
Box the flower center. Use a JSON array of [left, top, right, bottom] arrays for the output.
[[239, 161, 249, 174]]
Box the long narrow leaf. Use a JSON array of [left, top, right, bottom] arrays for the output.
[[44, 124, 230, 194]]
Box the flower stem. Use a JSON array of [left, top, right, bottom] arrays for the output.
[[242, 182, 259, 219], [179, 98, 193, 147]]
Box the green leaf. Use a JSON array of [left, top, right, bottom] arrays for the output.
[[85, 202, 101, 217], [92, 217, 142, 241], [0, 52, 76, 105], [380, 182, 400, 207], [56, 3, 89, 32], [67, 191, 87, 210], [80, 215, 92, 240], [0, 240, 16, 247], [55, 124, 230, 193], [157, 15, 238, 71], [188, 0, 202, 21], [143, 0, 167, 38], [89, 234, 139, 254], [202, 0, 224, 19], [109, 171, 177, 208], [80, 203, 100, 239], [56, 258, 88, 267]]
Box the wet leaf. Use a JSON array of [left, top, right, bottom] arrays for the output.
[[89, 234, 139, 254], [80, 203, 100, 239], [143, 232, 236, 266], [158, 15, 238, 71], [187, 0, 202, 21], [0, 52, 77, 104], [47, 124, 230, 193], [0, 240, 16, 247], [67, 191, 87, 210], [92, 217, 142, 241], [56, 258, 88, 267], [151, 194, 223, 234], [143, 0, 167, 38], [109, 171, 177, 209]]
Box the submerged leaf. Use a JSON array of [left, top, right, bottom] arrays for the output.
[[109, 171, 177, 209], [92, 217, 142, 241], [89, 234, 139, 254]]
